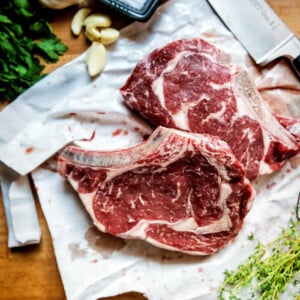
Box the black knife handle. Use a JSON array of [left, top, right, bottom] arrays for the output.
[[293, 55, 300, 78]]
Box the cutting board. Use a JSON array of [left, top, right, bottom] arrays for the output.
[[0, 1, 299, 299]]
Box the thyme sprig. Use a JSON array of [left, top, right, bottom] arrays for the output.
[[219, 196, 300, 300], [296, 193, 300, 222]]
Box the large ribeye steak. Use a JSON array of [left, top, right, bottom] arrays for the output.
[[120, 38, 300, 180], [58, 126, 254, 255]]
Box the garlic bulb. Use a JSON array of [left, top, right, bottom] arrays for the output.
[[39, 0, 87, 9]]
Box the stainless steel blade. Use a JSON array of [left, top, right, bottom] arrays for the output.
[[208, 0, 300, 71]]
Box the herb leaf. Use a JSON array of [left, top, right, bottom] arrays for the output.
[[0, 0, 68, 102], [35, 37, 68, 62], [219, 219, 300, 300]]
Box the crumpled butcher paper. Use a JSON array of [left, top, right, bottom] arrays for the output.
[[1, 0, 300, 299]]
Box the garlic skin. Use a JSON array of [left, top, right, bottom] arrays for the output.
[[39, 0, 85, 9]]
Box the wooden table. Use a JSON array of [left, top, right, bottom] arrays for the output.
[[0, 1, 299, 299]]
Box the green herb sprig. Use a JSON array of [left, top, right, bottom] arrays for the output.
[[219, 196, 300, 300], [0, 0, 68, 102]]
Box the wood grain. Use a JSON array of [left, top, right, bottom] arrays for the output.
[[0, 1, 299, 299]]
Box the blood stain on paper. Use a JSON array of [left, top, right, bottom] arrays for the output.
[[266, 181, 276, 189], [202, 31, 215, 38], [82, 130, 96, 141], [133, 127, 151, 141], [25, 146, 34, 154], [111, 128, 130, 137], [289, 155, 300, 169], [112, 128, 122, 136], [85, 226, 126, 259], [68, 243, 87, 260]]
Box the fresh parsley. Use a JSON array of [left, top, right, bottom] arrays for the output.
[[0, 0, 68, 102]]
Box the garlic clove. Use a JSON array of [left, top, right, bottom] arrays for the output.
[[86, 42, 107, 77], [99, 28, 119, 45], [71, 8, 92, 36], [84, 26, 119, 45], [83, 13, 112, 29], [84, 26, 101, 42]]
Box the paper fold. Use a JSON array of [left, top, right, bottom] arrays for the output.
[[0, 165, 41, 247]]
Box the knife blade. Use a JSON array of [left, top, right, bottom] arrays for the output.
[[208, 0, 300, 77]]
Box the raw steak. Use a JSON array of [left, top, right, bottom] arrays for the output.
[[275, 114, 300, 143], [120, 38, 300, 180], [58, 126, 254, 255]]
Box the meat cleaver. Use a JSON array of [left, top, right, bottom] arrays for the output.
[[207, 0, 300, 77]]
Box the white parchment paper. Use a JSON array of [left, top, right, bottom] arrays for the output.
[[1, 0, 300, 299]]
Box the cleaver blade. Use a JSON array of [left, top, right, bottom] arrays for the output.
[[208, 0, 300, 77]]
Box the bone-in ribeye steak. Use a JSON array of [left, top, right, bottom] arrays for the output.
[[58, 126, 254, 255], [120, 38, 300, 180]]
